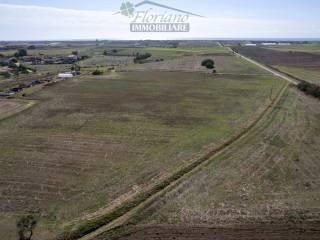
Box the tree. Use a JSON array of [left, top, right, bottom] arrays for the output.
[[201, 59, 216, 72], [14, 49, 28, 58], [17, 215, 37, 240]]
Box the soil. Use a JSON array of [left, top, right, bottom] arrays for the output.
[[232, 46, 320, 68], [120, 224, 320, 240]]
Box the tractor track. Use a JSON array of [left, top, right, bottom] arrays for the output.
[[57, 78, 290, 240]]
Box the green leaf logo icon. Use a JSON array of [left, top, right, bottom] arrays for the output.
[[120, 1, 135, 18]]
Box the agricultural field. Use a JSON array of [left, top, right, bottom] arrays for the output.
[[118, 87, 320, 240], [140, 87, 320, 224], [0, 73, 51, 92], [0, 46, 97, 57], [0, 52, 286, 239], [263, 43, 320, 53], [0, 99, 36, 120], [1, 42, 320, 240], [126, 53, 269, 74], [233, 46, 320, 85]]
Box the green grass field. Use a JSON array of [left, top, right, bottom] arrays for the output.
[[140, 87, 320, 227], [0, 68, 285, 239]]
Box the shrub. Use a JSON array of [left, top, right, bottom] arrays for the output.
[[134, 52, 152, 63], [17, 215, 37, 240], [201, 59, 215, 70], [297, 80, 320, 99], [92, 69, 104, 75]]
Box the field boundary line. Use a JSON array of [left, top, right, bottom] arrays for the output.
[[56, 81, 289, 240]]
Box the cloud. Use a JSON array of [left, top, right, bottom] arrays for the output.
[[0, 3, 319, 40]]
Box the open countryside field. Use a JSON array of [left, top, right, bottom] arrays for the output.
[[126, 53, 269, 74], [263, 44, 320, 53], [0, 99, 37, 120], [0, 46, 97, 57], [118, 87, 320, 240], [0, 63, 286, 239], [233, 46, 320, 85], [2, 41, 320, 240]]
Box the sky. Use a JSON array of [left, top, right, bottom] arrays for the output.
[[0, 0, 320, 40]]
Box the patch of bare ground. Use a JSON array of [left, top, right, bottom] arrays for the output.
[[120, 224, 320, 240], [0, 99, 36, 121], [232, 47, 320, 67]]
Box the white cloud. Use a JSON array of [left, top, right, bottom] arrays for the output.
[[0, 3, 319, 40]]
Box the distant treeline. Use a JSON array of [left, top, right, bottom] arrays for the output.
[[297, 80, 320, 99]]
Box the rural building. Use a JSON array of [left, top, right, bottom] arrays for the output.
[[261, 42, 277, 46], [278, 43, 291, 45], [245, 43, 257, 46], [58, 73, 74, 78]]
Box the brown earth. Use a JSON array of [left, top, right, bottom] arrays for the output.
[[119, 224, 320, 240], [0, 100, 21, 113], [232, 46, 320, 68]]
